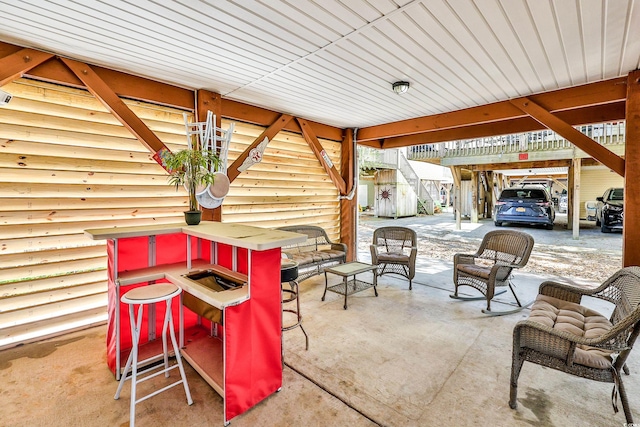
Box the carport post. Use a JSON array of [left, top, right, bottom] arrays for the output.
[[624, 70, 640, 267], [450, 166, 462, 230], [571, 158, 581, 239]]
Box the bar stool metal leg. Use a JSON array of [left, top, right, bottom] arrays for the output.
[[114, 284, 193, 427], [282, 280, 309, 351]]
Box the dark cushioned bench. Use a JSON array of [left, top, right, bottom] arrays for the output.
[[276, 225, 347, 282]]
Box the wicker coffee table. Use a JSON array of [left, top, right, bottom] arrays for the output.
[[323, 261, 378, 309]]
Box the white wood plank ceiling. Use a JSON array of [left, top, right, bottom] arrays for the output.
[[0, 0, 638, 129]]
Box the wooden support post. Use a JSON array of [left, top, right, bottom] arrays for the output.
[[567, 160, 574, 230], [197, 89, 223, 222], [471, 171, 479, 223], [340, 129, 356, 262], [572, 158, 581, 240], [624, 70, 640, 267], [486, 171, 494, 219], [450, 166, 462, 230]]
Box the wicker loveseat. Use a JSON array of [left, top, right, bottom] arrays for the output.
[[276, 225, 347, 282]]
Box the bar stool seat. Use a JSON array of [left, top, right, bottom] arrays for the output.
[[114, 283, 193, 427], [281, 260, 309, 351]]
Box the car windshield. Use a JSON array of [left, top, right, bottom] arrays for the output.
[[609, 188, 624, 201], [500, 189, 547, 200]]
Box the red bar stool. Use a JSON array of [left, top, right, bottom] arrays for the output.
[[281, 259, 309, 351], [114, 283, 193, 427]]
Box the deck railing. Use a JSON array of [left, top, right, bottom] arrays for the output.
[[406, 122, 626, 161]]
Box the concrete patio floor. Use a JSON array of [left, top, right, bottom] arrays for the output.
[[0, 214, 634, 427]]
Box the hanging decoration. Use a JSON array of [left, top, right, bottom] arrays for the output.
[[238, 136, 269, 172], [183, 111, 235, 209]]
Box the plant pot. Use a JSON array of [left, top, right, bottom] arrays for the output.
[[184, 210, 202, 225]]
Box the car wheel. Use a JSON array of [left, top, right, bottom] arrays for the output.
[[545, 224, 553, 230], [601, 222, 611, 233], [494, 221, 502, 227]]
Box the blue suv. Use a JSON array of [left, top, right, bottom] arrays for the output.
[[494, 187, 555, 230]]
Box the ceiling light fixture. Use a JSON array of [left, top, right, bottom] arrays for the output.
[[392, 81, 410, 94]]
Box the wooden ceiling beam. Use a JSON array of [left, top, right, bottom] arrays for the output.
[[297, 118, 347, 195], [358, 77, 626, 142], [470, 159, 572, 171], [60, 57, 170, 157], [359, 101, 626, 149], [0, 48, 54, 86], [510, 97, 625, 176]]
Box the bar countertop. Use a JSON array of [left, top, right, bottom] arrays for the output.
[[84, 221, 306, 251]]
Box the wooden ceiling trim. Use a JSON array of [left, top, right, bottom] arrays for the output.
[[60, 57, 170, 157], [357, 77, 627, 142], [359, 101, 626, 149], [510, 97, 625, 177], [0, 48, 55, 86], [227, 114, 294, 183], [297, 118, 346, 195]]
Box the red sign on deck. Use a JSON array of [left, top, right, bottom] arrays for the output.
[[519, 153, 528, 160]]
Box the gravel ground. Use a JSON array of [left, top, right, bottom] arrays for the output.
[[357, 210, 623, 284]]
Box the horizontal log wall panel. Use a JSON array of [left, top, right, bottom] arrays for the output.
[[0, 182, 188, 198], [0, 206, 186, 225], [2, 217, 184, 239], [222, 120, 342, 243], [1, 140, 156, 163], [0, 307, 108, 350], [0, 155, 166, 175], [0, 109, 186, 144], [0, 258, 106, 283], [4, 79, 188, 127], [2, 197, 185, 212], [1, 123, 156, 153], [0, 246, 105, 269], [1, 169, 170, 187], [0, 79, 191, 348], [3, 281, 106, 313], [1, 294, 107, 329], [223, 195, 339, 205], [222, 117, 343, 230], [0, 271, 106, 298]]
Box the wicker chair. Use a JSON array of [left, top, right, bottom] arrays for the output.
[[450, 230, 534, 315], [370, 226, 417, 290], [510, 267, 640, 424]]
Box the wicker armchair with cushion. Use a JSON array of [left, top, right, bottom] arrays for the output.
[[509, 267, 640, 424], [450, 230, 534, 315], [370, 226, 417, 290]]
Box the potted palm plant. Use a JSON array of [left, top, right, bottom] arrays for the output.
[[162, 147, 220, 225]]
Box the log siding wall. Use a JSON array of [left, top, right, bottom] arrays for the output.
[[0, 78, 341, 349]]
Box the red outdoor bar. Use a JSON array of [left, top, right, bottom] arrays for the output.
[[85, 222, 305, 424]]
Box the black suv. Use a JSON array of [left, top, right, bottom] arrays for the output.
[[596, 187, 624, 233], [494, 187, 555, 229]]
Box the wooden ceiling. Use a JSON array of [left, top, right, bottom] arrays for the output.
[[0, 0, 638, 138]]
